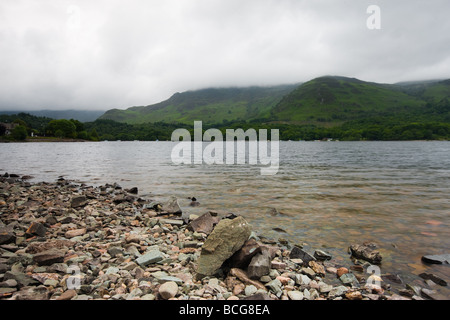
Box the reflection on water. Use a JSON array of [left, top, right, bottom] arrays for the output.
[[1, 140, 449, 296]]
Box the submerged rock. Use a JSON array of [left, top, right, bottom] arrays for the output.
[[349, 244, 382, 264], [421, 254, 450, 264], [419, 273, 447, 286], [421, 288, 447, 300], [126, 187, 138, 194]]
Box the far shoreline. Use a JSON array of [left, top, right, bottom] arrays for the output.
[[0, 137, 94, 143], [1, 138, 449, 143]]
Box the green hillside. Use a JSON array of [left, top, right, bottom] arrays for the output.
[[100, 85, 297, 125], [98, 76, 450, 133], [270, 76, 427, 125], [395, 79, 450, 101]]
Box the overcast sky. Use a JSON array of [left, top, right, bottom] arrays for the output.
[[0, 0, 449, 111]]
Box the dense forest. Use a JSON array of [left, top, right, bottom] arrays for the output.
[[1, 111, 449, 142]]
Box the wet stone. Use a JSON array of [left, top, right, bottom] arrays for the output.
[[314, 250, 332, 261], [421, 254, 450, 265], [289, 247, 316, 265], [349, 244, 382, 264], [340, 273, 360, 287], [419, 273, 447, 286], [421, 288, 447, 300]]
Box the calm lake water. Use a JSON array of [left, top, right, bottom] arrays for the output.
[[1, 140, 449, 296]]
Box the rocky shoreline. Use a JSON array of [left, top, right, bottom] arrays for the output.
[[0, 173, 447, 300]]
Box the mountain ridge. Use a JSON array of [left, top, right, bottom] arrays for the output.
[[99, 75, 450, 126], [101, 84, 298, 125]]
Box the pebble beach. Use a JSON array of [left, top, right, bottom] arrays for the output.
[[0, 173, 447, 301]]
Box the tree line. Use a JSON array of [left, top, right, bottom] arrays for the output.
[[0, 113, 99, 141], [1, 112, 449, 142]]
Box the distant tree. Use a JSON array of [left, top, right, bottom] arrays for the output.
[[100, 133, 115, 141], [11, 125, 28, 140], [0, 124, 6, 136], [13, 118, 27, 127], [89, 128, 99, 141], [77, 130, 89, 140], [70, 119, 85, 133], [54, 129, 64, 138], [424, 129, 433, 140], [46, 119, 76, 138], [400, 130, 414, 140]]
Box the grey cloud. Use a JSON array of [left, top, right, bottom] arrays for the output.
[[0, 0, 449, 111]]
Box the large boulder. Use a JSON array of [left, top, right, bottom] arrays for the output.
[[196, 216, 251, 276]]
